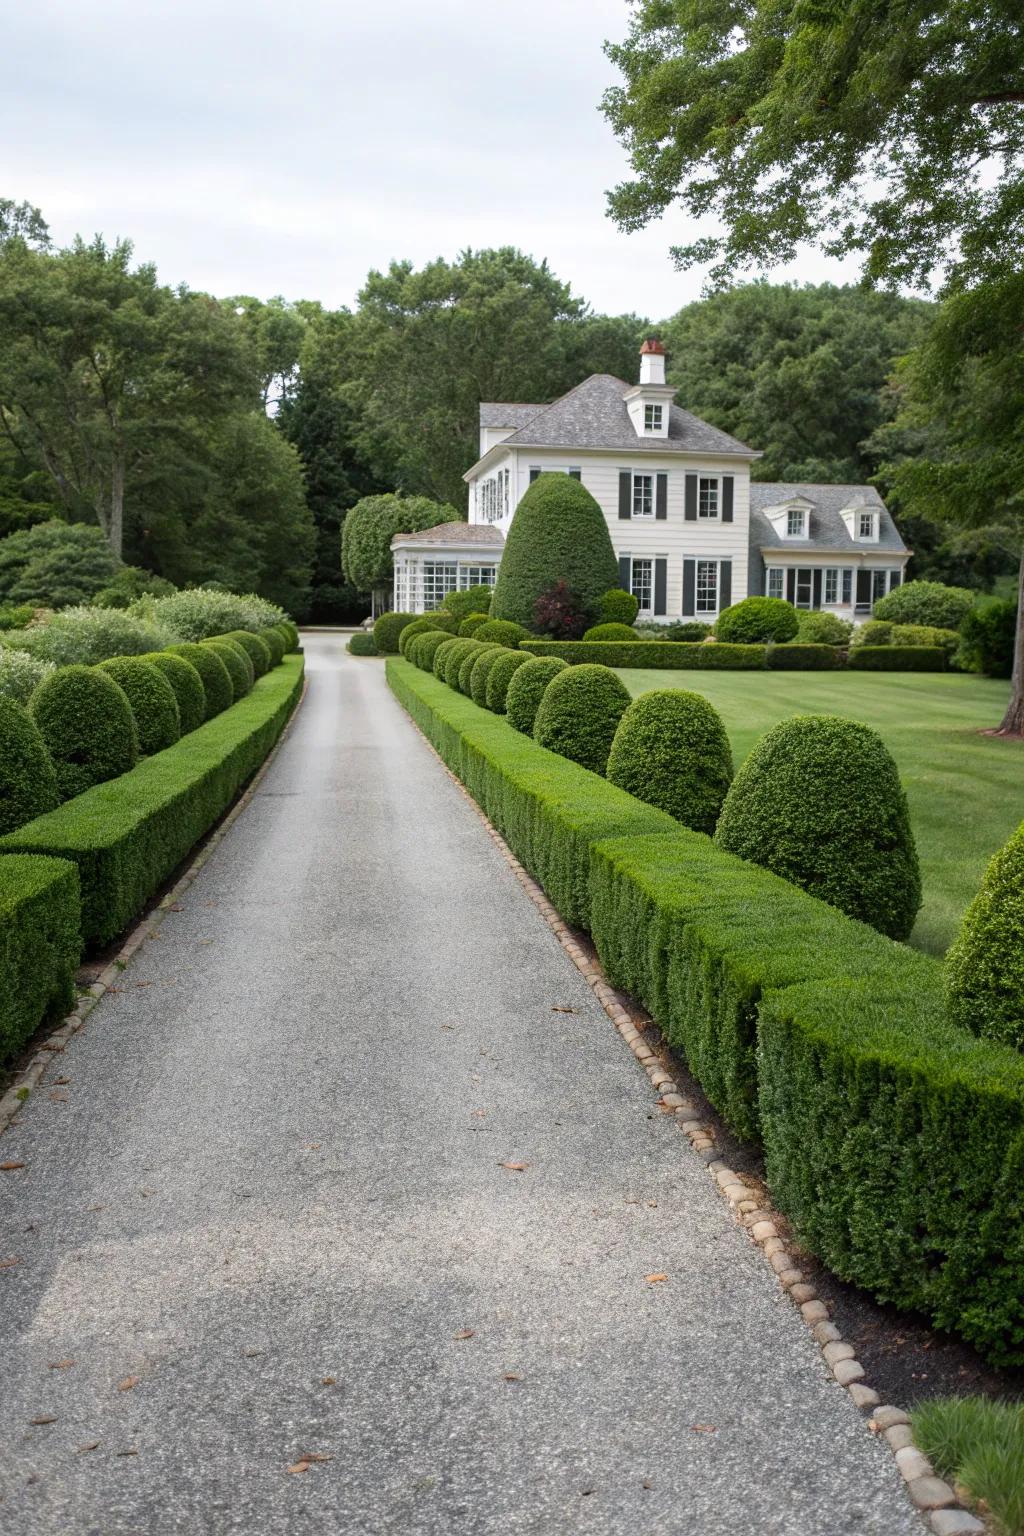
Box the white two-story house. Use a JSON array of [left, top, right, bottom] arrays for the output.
[[391, 340, 909, 620]]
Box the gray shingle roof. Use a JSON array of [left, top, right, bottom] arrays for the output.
[[485, 374, 756, 457], [749, 482, 907, 552], [390, 521, 504, 549], [479, 403, 546, 429]]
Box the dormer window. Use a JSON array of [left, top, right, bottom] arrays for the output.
[[858, 510, 876, 539], [644, 404, 663, 432], [786, 507, 806, 537]]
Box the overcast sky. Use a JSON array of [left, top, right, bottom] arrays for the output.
[[4, 0, 864, 319]]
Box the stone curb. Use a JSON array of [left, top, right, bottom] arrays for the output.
[[404, 707, 981, 1536], [0, 676, 308, 1140]]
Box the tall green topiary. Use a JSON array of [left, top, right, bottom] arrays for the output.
[[606, 690, 733, 831], [598, 588, 639, 625], [945, 820, 1024, 1049], [0, 697, 59, 834], [485, 650, 531, 714], [141, 652, 206, 734], [30, 665, 139, 801], [97, 657, 181, 755], [224, 628, 273, 678], [534, 664, 632, 775], [716, 597, 798, 644], [715, 715, 921, 939], [203, 638, 253, 700], [469, 646, 507, 707], [490, 475, 620, 629], [166, 643, 233, 719], [505, 656, 568, 736]]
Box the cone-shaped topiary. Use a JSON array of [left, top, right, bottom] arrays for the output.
[[260, 626, 285, 665], [166, 644, 233, 719], [141, 652, 206, 734], [472, 619, 530, 649], [224, 629, 273, 678], [202, 639, 252, 700], [486, 650, 531, 714], [373, 611, 416, 655], [715, 597, 798, 644], [582, 622, 641, 643], [416, 631, 453, 672], [945, 820, 1024, 1049], [30, 665, 139, 801], [606, 690, 733, 832], [97, 657, 181, 755], [598, 588, 639, 625], [0, 696, 59, 834], [490, 475, 620, 629], [470, 647, 506, 707], [533, 664, 632, 776], [459, 613, 491, 637], [715, 715, 921, 939], [505, 656, 568, 736]]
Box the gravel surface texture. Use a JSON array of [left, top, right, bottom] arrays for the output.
[[0, 633, 922, 1535]]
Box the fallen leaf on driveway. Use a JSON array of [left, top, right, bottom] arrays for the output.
[[452, 1329, 475, 1341], [691, 1424, 717, 1434], [0, 1256, 20, 1270], [499, 1161, 528, 1172], [48, 1359, 75, 1370], [1, 1161, 26, 1172], [645, 1273, 668, 1285], [75, 1442, 100, 1454], [502, 1373, 522, 1382], [551, 1006, 577, 1014], [117, 1376, 140, 1392], [287, 1453, 333, 1474], [321, 1376, 336, 1386], [116, 1448, 138, 1457], [30, 1415, 57, 1425]]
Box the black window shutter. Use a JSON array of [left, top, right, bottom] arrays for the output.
[[683, 558, 696, 615], [812, 569, 823, 609], [856, 569, 871, 605], [685, 474, 697, 521], [719, 560, 732, 610], [568, 468, 581, 481], [618, 556, 631, 592], [529, 468, 540, 483], [786, 568, 796, 604], [722, 476, 734, 523], [656, 473, 668, 520], [654, 558, 667, 615], [618, 471, 632, 519]]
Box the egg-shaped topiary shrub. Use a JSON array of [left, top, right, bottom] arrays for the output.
[[224, 628, 273, 678], [432, 637, 461, 680], [276, 619, 300, 652], [398, 615, 454, 657], [141, 652, 206, 734], [441, 639, 477, 689], [505, 656, 568, 736], [166, 644, 234, 719], [458, 613, 491, 637], [469, 646, 507, 707], [97, 656, 181, 756], [598, 588, 639, 626], [347, 632, 378, 657], [534, 664, 633, 776], [582, 622, 642, 643], [458, 643, 497, 696], [473, 619, 530, 649], [373, 611, 416, 655], [30, 665, 138, 801], [485, 650, 532, 714], [439, 585, 494, 624], [606, 690, 733, 832], [715, 597, 798, 644], [202, 639, 252, 701], [714, 715, 921, 939], [945, 821, 1024, 1049], [491, 474, 620, 629], [260, 626, 286, 665], [415, 631, 452, 672], [0, 696, 59, 833]]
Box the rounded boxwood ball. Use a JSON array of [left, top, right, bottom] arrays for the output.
[[473, 618, 530, 649], [166, 644, 233, 719], [470, 646, 506, 707], [224, 628, 273, 678], [442, 639, 476, 689], [714, 715, 921, 939], [459, 613, 491, 637], [505, 656, 568, 736], [0, 696, 59, 833], [716, 597, 799, 644], [533, 664, 632, 776], [607, 690, 733, 831], [490, 474, 620, 628], [945, 820, 1024, 1049], [458, 642, 492, 695], [142, 651, 206, 734], [582, 622, 640, 643], [30, 664, 138, 801], [486, 650, 531, 714], [399, 614, 456, 657], [373, 611, 416, 655], [432, 637, 461, 680], [97, 656, 181, 755], [598, 588, 639, 625], [259, 626, 285, 666], [416, 631, 451, 672], [203, 638, 252, 700]]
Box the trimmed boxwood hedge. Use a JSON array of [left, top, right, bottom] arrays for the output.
[[598, 588, 639, 625], [766, 644, 839, 670], [142, 652, 206, 734], [0, 697, 58, 835], [260, 626, 286, 666], [0, 853, 80, 1063], [946, 820, 1024, 1050], [520, 640, 767, 670], [30, 665, 139, 802], [373, 611, 416, 655], [716, 597, 799, 644], [432, 637, 461, 680], [225, 628, 273, 678], [98, 656, 181, 755], [398, 614, 457, 657], [469, 646, 506, 707], [167, 643, 234, 718], [534, 664, 634, 775], [203, 638, 253, 699], [2, 657, 304, 947], [441, 638, 478, 689], [505, 656, 568, 736], [485, 650, 531, 714], [606, 689, 732, 832], [582, 622, 642, 643], [473, 619, 530, 649], [414, 631, 452, 671], [459, 613, 492, 637], [848, 645, 946, 671], [458, 642, 496, 696], [347, 632, 379, 657]]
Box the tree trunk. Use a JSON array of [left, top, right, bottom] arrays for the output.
[[108, 453, 125, 561], [997, 553, 1024, 736]]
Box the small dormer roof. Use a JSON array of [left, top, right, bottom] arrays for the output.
[[749, 482, 907, 552]]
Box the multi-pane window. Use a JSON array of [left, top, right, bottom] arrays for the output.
[[767, 568, 784, 599], [631, 558, 653, 614], [479, 471, 510, 523], [787, 507, 806, 537], [696, 559, 718, 614], [794, 568, 813, 608], [458, 565, 497, 590], [843, 569, 853, 604], [824, 568, 838, 605], [632, 474, 653, 517], [644, 404, 663, 432], [858, 511, 876, 538], [698, 477, 719, 518], [422, 561, 458, 611], [872, 568, 889, 603]]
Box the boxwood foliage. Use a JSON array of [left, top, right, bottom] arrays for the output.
[[441, 638, 478, 689], [766, 644, 839, 670], [203, 638, 253, 700], [946, 820, 1024, 1050], [439, 585, 494, 623], [873, 579, 974, 631], [485, 650, 531, 714], [141, 652, 206, 735], [398, 614, 457, 657], [275, 619, 300, 652], [505, 656, 568, 736], [97, 657, 181, 756], [458, 642, 497, 696], [347, 632, 379, 657], [458, 613, 491, 637], [0, 697, 59, 835], [373, 611, 416, 655], [715, 715, 921, 940], [225, 628, 273, 678], [847, 645, 947, 672], [715, 597, 799, 644], [519, 640, 767, 670], [469, 646, 507, 707], [490, 475, 620, 628], [167, 644, 233, 719], [598, 588, 639, 625], [957, 600, 1017, 679], [0, 854, 80, 1063], [432, 637, 462, 680], [582, 622, 642, 643], [414, 631, 452, 671], [260, 626, 286, 666], [30, 665, 139, 802], [3, 658, 304, 947], [606, 690, 733, 832], [472, 618, 530, 649], [534, 664, 632, 776]]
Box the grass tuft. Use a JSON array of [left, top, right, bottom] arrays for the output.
[[912, 1397, 1024, 1535]]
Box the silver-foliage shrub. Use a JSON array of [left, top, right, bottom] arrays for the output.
[[137, 589, 286, 641], [0, 647, 56, 703], [3, 607, 173, 667]]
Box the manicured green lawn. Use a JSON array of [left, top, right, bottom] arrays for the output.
[[616, 668, 1023, 955]]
